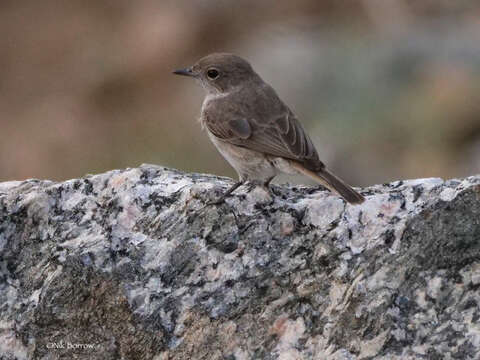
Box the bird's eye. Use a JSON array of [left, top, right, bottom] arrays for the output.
[[206, 69, 219, 80]]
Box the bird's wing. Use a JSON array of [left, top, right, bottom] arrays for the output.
[[203, 95, 324, 172]]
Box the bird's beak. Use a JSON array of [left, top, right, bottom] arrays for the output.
[[173, 67, 194, 77]]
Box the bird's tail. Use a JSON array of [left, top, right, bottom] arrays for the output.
[[290, 162, 365, 204]]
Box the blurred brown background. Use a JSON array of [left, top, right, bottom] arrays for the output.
[[1, 0, 479, 186]]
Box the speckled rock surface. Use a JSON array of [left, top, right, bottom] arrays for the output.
[[1, 165, 479, 360]]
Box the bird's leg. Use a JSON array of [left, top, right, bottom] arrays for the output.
[[206, 175, 274, 206], [263, 176, 274, 188], [243, 176, 274, 193], [207, 180, 244, 206]]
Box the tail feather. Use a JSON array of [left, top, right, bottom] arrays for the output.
[[291, 162, 365, 204]]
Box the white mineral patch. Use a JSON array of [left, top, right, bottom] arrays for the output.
[[300, 197, 344, 228], [273, 316, 306, 358], [426, 276, 443, 300], [23, 191, 51, 220], [0, 181, 22, 192], [141, 237, 175, 271], [246, 185, 272, 205], [233, 347, 250, 360], [61, 190, 85, 210], [359, 329, 389, 358], [470, 263, 480, 285], [403, 177, 443, 188], [0, 321, 28, 360], [439, 187, 458, 202]]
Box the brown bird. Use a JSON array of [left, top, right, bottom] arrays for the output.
[[173, 53, 364, 204]]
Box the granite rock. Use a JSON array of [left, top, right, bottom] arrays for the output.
[[0, 165, 479, 359]]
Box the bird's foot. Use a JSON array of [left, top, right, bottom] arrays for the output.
[[206, 181, 244, 206], [205, 178, 275, 207]]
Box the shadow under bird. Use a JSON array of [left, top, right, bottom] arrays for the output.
[[173, 53, 364, 204]]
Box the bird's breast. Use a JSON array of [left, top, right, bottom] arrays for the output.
[[200, 92, 229, 125]]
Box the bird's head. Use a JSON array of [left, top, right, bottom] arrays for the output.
[[173, 53, 258, 94]]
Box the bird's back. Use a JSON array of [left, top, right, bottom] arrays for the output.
[[202, 79, 324, 172]]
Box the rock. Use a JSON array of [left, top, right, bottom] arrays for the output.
[[0, 165, 479, 359]]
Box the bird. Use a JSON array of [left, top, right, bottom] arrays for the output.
[[173, 53, 364, 204]]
